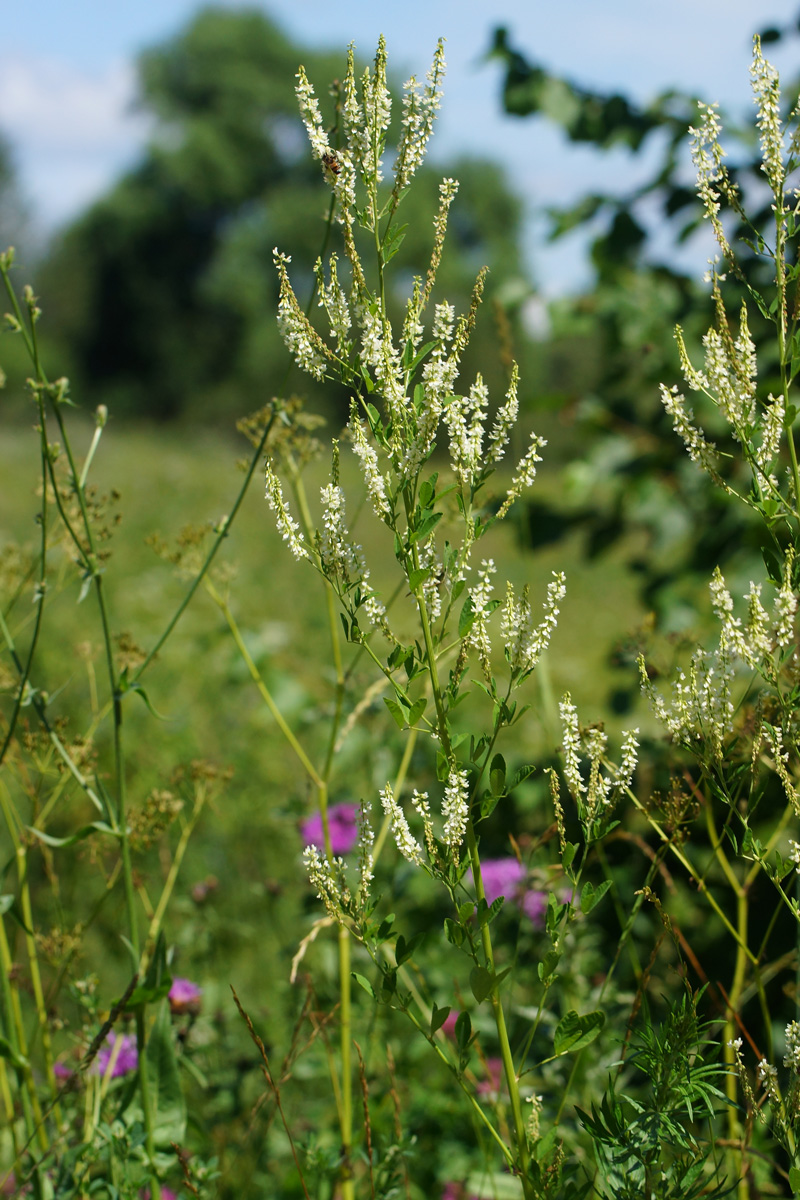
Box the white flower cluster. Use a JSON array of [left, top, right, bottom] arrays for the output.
[[445, 376, 489, 486], [558, 694, 638, 822], [486, 365, 520, 467], [274, 250, 327, 381], [645, 557, 798, 759], [464, 559, 496, 677], [315, 254, 351, 356], [295, 66, 332, 161], [750, 37, 785, 195], [658, 383, 719, 478], [442, 768, 470, 849], [303, 844, 344, 919], [757, 1056, 780, 1104], [762, 724, 799, 814], [356, 799, 375, 897], [688, 102, 733, 259], [319, 482, 364, 585], [784, 1020, 800, 1071], [380, 783, 423, 865], [265, 462, 307, 561], [640, 643, 734, 763], [349, 408, 391, 519], [498, 433, 548, 519], [501, 571, 566, 676], [394, 39, 446, 191]]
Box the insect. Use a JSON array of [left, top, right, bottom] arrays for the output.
[[322, 151, 341, 176]]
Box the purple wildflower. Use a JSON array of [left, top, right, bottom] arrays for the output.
[[168, 977, 202, 1016], [94, 1031, 138, 1078], [471, 857, 546, 928], [301, 803, 359, 855]]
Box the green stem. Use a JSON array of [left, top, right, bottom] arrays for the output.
[[411, 560, 533, 1194]]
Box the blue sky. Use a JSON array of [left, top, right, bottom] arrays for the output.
[[3, 0, 799, 293]]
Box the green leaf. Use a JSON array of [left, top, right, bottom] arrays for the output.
[[27, 821, 118, 849], [477, 896, 504, 927], [407, 697, 427, 726], [553, 1009, 605, 1055], [511, 764, 536, 789], [382, 221, 408, 264], [469, 966, 496, 1003], [384, 697, 406, 730], [580, 880, 611, 915], [409, 511, 443, 543], [489, 753, 506, 796], [353, 973, 376, 999], [377, 914, 395, 940], [789, 1166, 800, 1191], [480, 791, 500, 819], [458, 595, 476, 638], [408, 566, 431, 591], [430, 1003, 451, 1036], [538, 950, 560, 983], [455, 1011, 472, 1049], [146, 1000, 187, 1146], [117, 669, 166, 719], [458, 901, 475, 923], [419, 473, 438, 508], [444, 917, 465, 947], [562, 842, 579, 870], [395, 931, 425, 965]]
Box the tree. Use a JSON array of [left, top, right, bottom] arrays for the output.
[[37, 8, 531, 421]]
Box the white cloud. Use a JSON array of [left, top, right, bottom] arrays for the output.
[[0, 54, 152, 229]]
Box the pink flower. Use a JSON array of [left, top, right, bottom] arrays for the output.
[[472, 857, 547, 928], [301, 803, 359, 855], [476, 1055, 504, 1096], [94, 1031, 138, 1078], [141, 1190, 177, 1200], [441, 1010, 460, 1039], [168, 977, 202, 1016]]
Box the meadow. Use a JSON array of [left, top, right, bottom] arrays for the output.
[[3, 28, 800, 1200]]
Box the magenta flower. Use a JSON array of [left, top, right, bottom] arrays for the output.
[[441, 1010, 460, 1040], [168, 977, 202, 1016], [94, 1031, 138, 1078], [472, 857, 547, 927], [476, 1055, 504, 1097], [141, 1190, 178, 1200], [301, 803, 359, 855]]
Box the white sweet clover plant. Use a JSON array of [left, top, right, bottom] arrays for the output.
[[642, 37, 800, 1170], [266, 38, 639, 1194]]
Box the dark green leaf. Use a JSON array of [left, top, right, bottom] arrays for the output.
[[430, 1003, 451, 1036], [469, 966, 495, 1003], [489, 753, 506, 796], [146, 1000, 187, 1145], [580, 880, 611, 915], [553, 1009, 605, 1055]]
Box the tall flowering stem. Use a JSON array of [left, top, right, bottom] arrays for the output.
[[262, 35, 638, 1195]]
